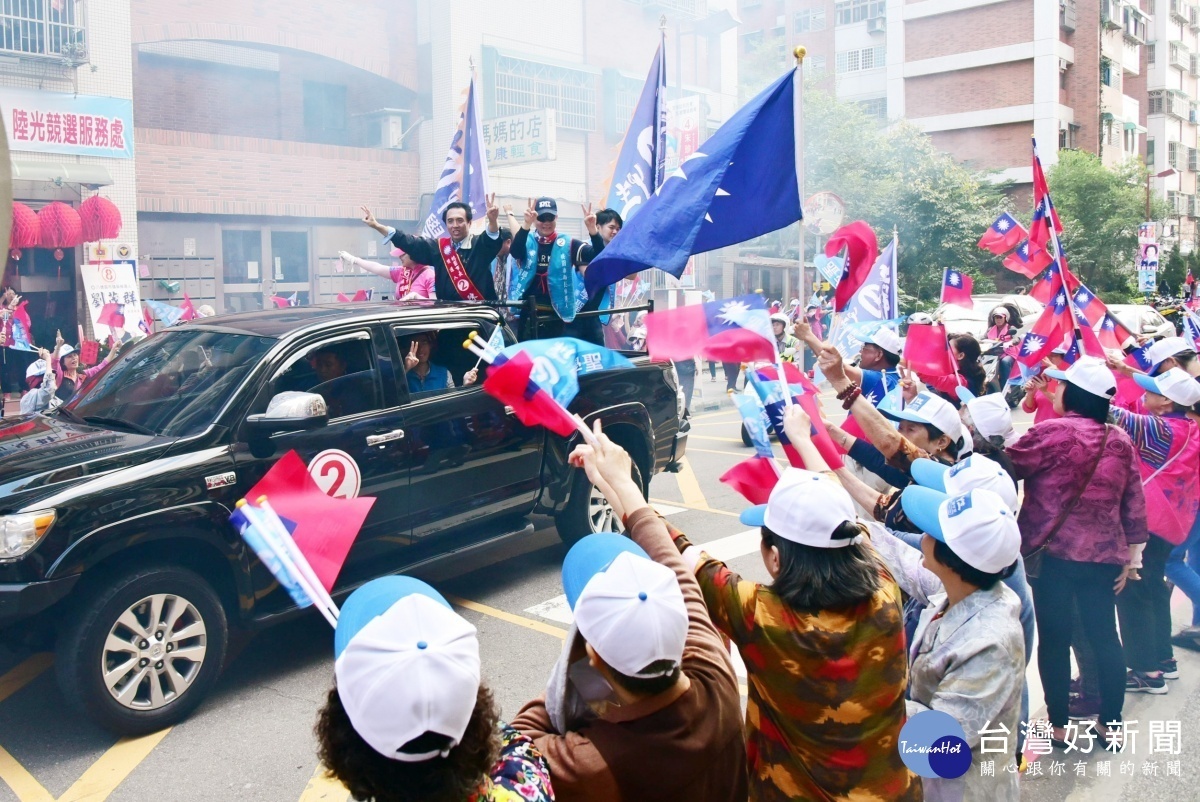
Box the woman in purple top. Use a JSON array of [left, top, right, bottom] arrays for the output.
[[340, 248, 436, 300], [1006, 357, 1147, 749], [1107, 367, 1200, 692]]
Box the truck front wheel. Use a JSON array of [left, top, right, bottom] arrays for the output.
[[555, 460, 644, 546], [55, 564, 229, 736]]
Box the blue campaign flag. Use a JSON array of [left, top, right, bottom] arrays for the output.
[[586, 68, 803, 295], [813, 253, 843, 288], [732, 391, 774, 459], [421, 72, 490, 239], [605, 34, 666, 222], [499, 337, 634, 408], [145, 299, 185, 327], [9, 319, 36, 352]]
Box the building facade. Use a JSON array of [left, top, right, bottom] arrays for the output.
[[1, 0, 137, 346]]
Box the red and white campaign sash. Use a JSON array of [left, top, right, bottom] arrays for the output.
[[439, 237, 485, 301]]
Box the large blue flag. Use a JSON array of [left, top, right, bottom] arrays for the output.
[[605, 34, 666, 221], [421, 72, 490, 239], [586, 68, 803, 295]]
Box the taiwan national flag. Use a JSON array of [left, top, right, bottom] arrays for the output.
[[98, 303, 125, 330], [1029, 265, 1059, 305], [1098, 312, 1135, 350], [720, 456, 781, 505], [495, 337, 635, 409], [645, 294, 775, 364], [1017, 280, 1071, 366], [180, 292, 198, 322], [1002, 239, 1054, 279], [482, 350, 581, 437], [978, 212, 1026, 255], [941, 268, 974, 310], [829, 222, 880, 313], [747, 364, 844, 471]]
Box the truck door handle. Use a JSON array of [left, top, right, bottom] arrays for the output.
[[366, 429, 405, 446]]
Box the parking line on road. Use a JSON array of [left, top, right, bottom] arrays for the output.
[[449, 596, 568, 640], [688, 435, 746, 444], [57, 729, 172, 802], [675, 458, 708, 509], [0, 746, 53, 802], [297, 765, 349, 802], [0, 653, 53, 705], [648, 499, 740, 518]]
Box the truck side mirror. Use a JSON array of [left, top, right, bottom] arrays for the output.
[[244, 391, 328, 437]]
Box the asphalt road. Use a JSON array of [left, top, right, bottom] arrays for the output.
[[0, 384, 1197, 802]]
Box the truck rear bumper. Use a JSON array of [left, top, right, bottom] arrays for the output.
[[0, 575, 79, 629], [665, 418, 690, 473]]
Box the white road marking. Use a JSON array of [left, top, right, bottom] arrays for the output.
[[652, 502, 687, 516]]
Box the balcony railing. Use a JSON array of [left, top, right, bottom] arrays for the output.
[[0, 0, 87, 64]]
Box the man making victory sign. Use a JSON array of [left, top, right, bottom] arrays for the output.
[[360, 194, 504, 302]]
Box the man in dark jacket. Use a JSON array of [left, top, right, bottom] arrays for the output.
[[360, 196, 503, 301]]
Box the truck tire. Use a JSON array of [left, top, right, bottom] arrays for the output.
[[555, 460, 645, 546], [741, 422, 753, 447], [55, 564, 228, 736]]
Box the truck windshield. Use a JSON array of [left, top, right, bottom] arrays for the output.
[[66, 330, 274, 438]]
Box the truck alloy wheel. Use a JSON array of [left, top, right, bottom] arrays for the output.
[[102, 593, 208, 711]]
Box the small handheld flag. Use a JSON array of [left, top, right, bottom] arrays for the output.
[[940, 268, 974, 310], [977, 212, 1026, 255]]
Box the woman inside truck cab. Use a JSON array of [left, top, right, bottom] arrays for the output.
[[404, 331, 478, 395]]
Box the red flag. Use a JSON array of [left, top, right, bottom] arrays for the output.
[[12, 300, 32, 335], [977, 213, 1026, 255], [1029, 142, 1062, 251], [142, 303, 155, 336], [903, 324, 955, 376], [481, 351, 578, 437], [940, 269, 974, 310], [269, 295, 292, 309], [80, 339, 100, 366], [352, 289, 369, 302], [246, 450, 375, 592], [828, 222, 879, 313], [1016, 272, 1071, 366], [97, 303, 125, 329], [645, 294, 776, 364], [1002, 240, 1054, 279], [179, 292, 197, 322], [755, 364, 844, 470], [719, 457, 781, 504], [336, 292, 351, 303]]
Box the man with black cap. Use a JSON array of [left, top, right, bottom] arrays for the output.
[[507, 197, 605, 342], [359, 196, 504, 302]]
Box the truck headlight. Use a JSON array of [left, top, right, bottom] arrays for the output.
[[0, 511, 56, 560]]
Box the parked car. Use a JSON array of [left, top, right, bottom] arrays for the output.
[[1108, 304, 1177, 341], [0, 302, 687, 735]]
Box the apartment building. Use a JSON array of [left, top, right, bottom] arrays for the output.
[[1145, 0, 1200, 252]]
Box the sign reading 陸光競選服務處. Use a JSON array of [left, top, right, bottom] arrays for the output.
[[2, 88, 134, 159], [482, 109, 556, 167]]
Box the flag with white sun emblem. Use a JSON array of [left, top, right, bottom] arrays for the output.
[[585, 69, 803, 295]]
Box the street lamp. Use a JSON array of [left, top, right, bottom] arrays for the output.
[[1146, 167, 1176, 221]]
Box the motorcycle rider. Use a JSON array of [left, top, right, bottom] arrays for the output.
[[771, 314, 800, 363], [984, 307, 1020, 392]]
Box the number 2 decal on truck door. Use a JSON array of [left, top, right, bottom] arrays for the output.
[[308, 449, 362, 499]]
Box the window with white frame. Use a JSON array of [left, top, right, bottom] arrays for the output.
[[834, 0, 886, 25], [836, 46, 886, 73], [0, 0, 86, 62], [492, 53, 597, 131], [796, 8, 827, 32]]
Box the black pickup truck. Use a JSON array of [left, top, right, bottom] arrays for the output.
[[0, 302, 687, 734]]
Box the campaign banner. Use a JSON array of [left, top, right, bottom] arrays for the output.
[[81, 262, 145, 342], [482, 109, 557, 167], [1139, 269, 1158, 294], [2, 88, 134, 159], [1139, 241, 1160, 272], [664, 95, 702, 173]]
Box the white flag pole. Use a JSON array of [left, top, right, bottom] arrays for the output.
[[793, 45, 807, 373]]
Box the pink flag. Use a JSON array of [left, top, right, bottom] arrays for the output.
[[903, 324, 955, 376], [246, 451, 375, 592], [720, 457, 781, 505], [828, 222, 879, 313], [179, 292, 198, 322]]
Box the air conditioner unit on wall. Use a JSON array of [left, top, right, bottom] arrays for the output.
[[867, 16, 886, 35], [363, 109, 414, 150]]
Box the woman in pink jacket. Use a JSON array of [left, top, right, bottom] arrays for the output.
[[1110, 367, 1200, 691], [340, 248, 435, 300]]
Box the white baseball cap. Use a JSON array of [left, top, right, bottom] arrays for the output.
[[333, 577, 481, 762], [25, 359, 48, 379], [1045, 356, 1116, 400], [911, 454, 1019, 514], [564, 534, 688, 678], [884, 391, 963, 443], [57, 344, 76, 359], [900, 487, 1021, 574], [1134, 368, 1200, 408], [1145, 336, 1195, 372], [866, 326, 902, 356], [770, 313, 790, 325], [962, 392, 1017, 447], [739, 468, 862, 548], [958, 422, 974, 456]]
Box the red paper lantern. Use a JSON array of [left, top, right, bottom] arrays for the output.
[[79, 196, 122, 242], [10, 202, 40, 251], [38, 202, 84, 251]]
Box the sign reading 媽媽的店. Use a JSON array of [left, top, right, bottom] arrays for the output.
[[482, 109, 556, 167], [1, 88, 134, 159]]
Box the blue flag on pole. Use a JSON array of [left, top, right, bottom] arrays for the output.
[[421, 72, 490, 239], [605, 34, 667, 222], [586, 68, 803, 295], [145, 299, 185, 327], [499, 337, 634, 408]]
